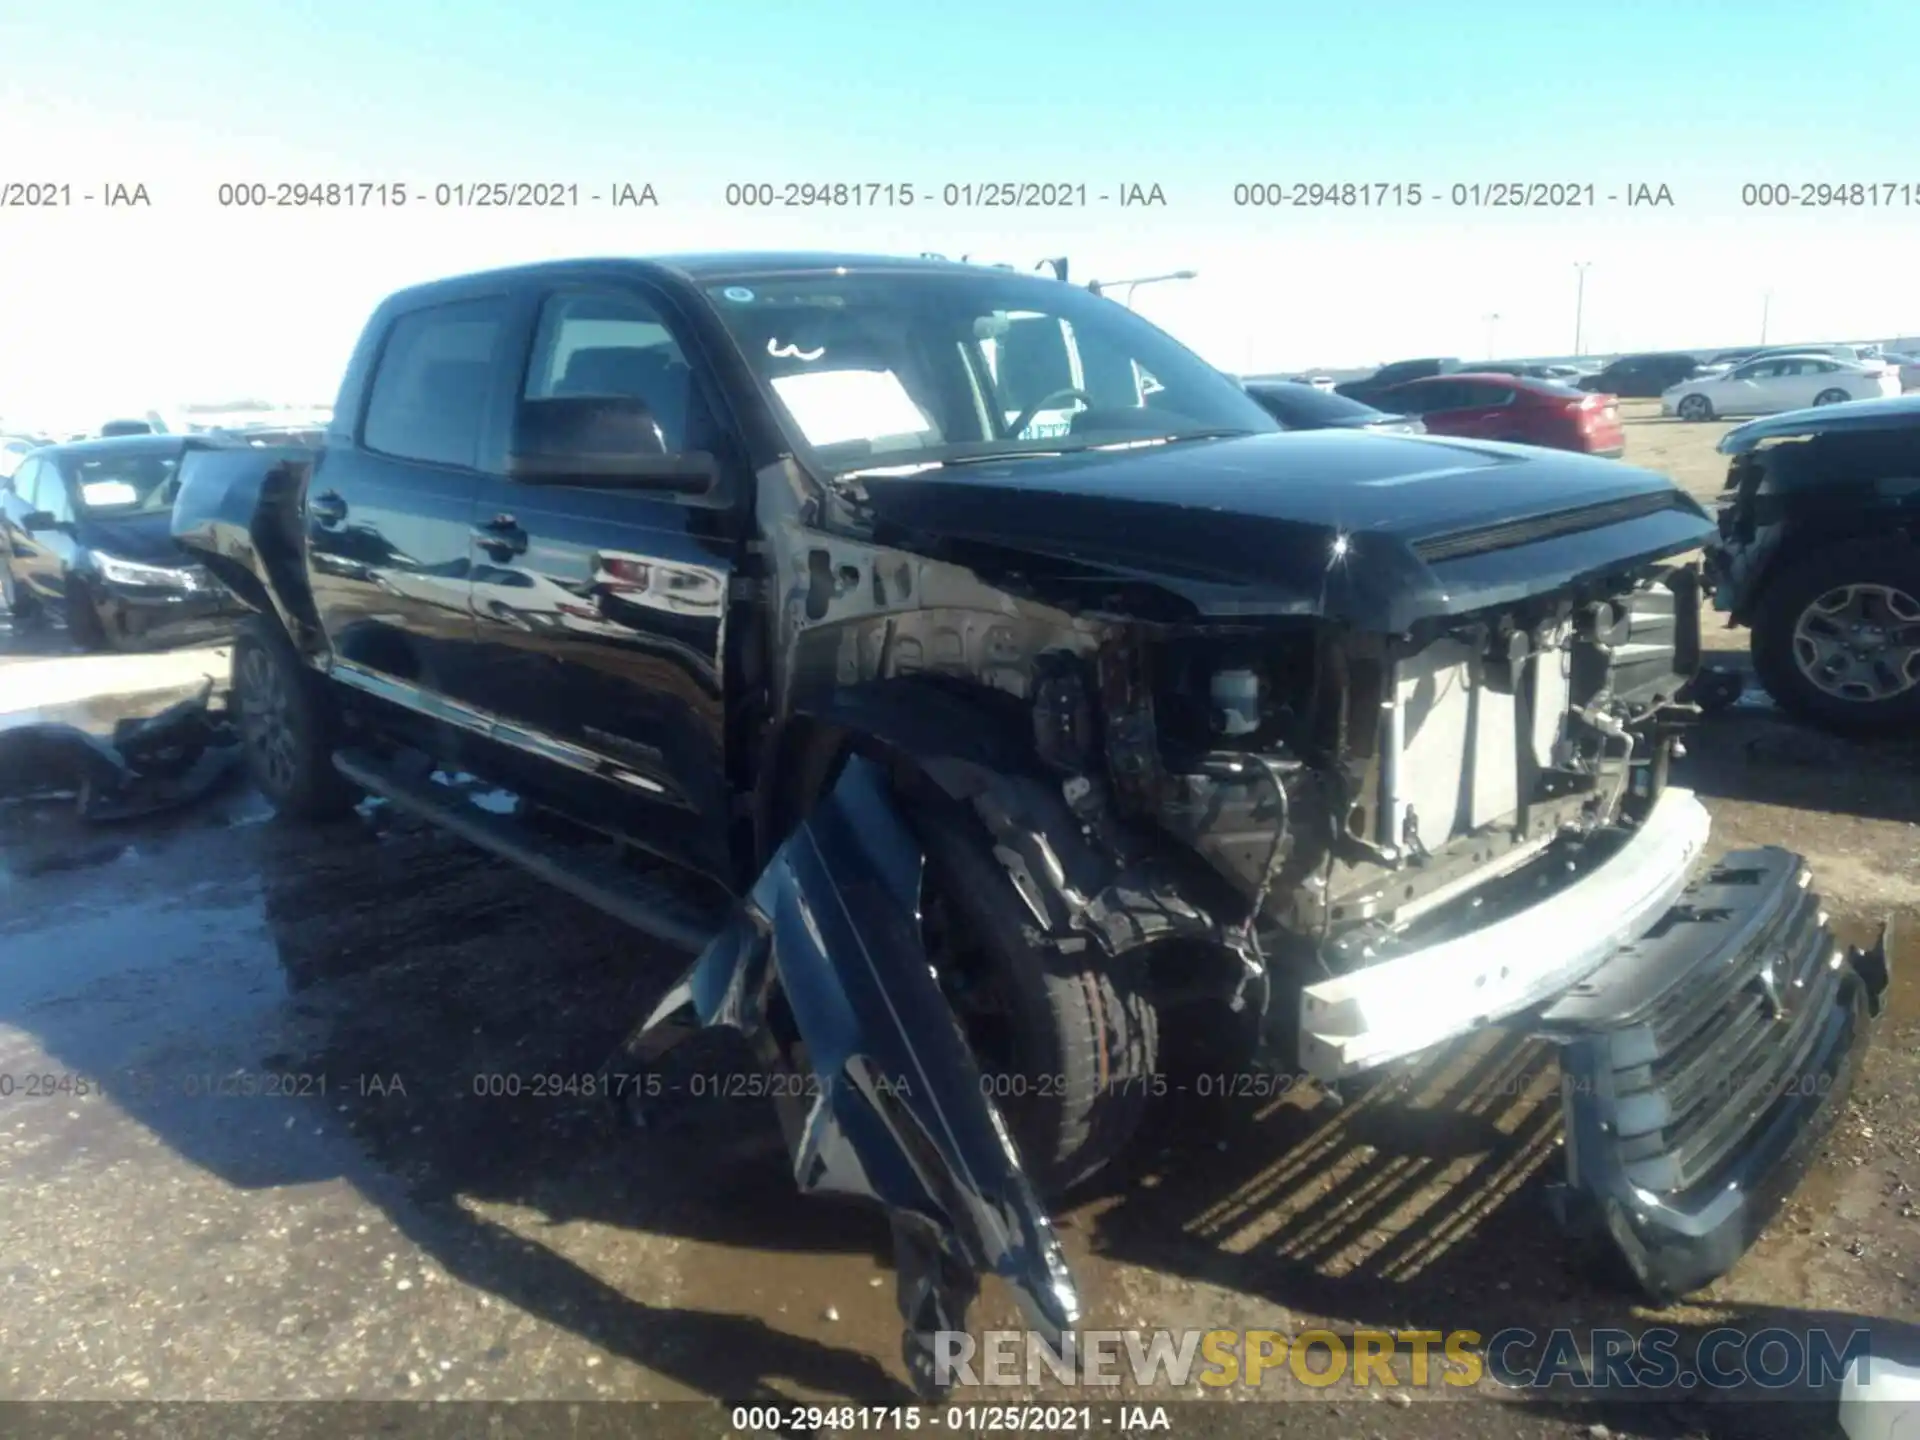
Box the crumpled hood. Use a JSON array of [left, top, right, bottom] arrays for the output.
[[76, 511, 193, 566], [854, 431, 1714, 631]]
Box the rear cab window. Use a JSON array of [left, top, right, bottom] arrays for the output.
[[362, 298, 511, 469]]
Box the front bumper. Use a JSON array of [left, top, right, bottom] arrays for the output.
[[1298, 787, 1712, 1080], [1538, 846, 1888, 1298], [93, 573, 247, 647]]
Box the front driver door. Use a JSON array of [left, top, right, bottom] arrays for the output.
[[465, 279, 745, 881]]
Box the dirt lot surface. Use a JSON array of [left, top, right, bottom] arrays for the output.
[[1, 411, 1915, 1439]]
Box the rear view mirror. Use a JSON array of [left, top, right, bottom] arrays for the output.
[[507, 396, 718, 494], [22, 509, 59, 530]]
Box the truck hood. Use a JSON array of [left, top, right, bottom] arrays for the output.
[[1717, 393, 1920, 454], [853, 431, 1713, 632]]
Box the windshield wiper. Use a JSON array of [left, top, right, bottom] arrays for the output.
[[836, 430, 1257, 481], [838, 447, 1097, 480]]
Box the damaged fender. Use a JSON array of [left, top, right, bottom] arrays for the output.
[[613, 754, 1079, 1394]]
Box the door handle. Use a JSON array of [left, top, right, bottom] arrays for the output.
[[309, 490, 347, 525], [472, 514, 528, 556]]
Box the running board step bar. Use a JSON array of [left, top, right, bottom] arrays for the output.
[[332, 748, 725, 954]]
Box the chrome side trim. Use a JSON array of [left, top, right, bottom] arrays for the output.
[[330, 659, 668, 796], [1298, 786, 1712, 1081]]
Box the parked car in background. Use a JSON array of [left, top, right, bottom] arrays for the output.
[[1289, 374, 1336, 392], [1664, 353, 1899, 420], [1880, 351, 1920, 391], [1737, 344, 1870, 366], [1371, 372, 1624, 455], [208, 425, 328, 448], [1705, 394, 1920, 734], [0, 435, 43, 480], [0, 433, 247, 649], [1242, 380, 1424, 434], [1333, 356, 1460, 406], [1578, 352, 1703, 398], [1710, 349, 1759, 367], [98, 418, 156, 437], [1539, 364, 1586, 382]]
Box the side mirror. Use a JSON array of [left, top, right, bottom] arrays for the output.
[[506, 397, 719, 494]]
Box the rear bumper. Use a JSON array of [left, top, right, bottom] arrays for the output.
[[1539, 847, 1889, 1299]]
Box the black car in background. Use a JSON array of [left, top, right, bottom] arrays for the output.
[[1705, 393, 1920, 735], [1333, 356, 1460, 406], [1242, 379, 1425, 434], [0, 434, 248, 649], [1577, 352, 1702, 398]]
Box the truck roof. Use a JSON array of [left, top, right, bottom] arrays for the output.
[[383, 251, 1002, 307]]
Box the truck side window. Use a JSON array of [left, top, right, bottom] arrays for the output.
[[362, 298, 509, 470], [523, 290, 704, 453]]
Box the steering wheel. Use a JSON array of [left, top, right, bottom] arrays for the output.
[[1006, 388, 1097, 440]]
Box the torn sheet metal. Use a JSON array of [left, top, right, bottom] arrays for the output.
[[0, 682, 241, 821], [611, 754, 1078, 1394]]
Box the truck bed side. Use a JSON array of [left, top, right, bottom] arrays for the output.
[[171, 445, 325, 657]]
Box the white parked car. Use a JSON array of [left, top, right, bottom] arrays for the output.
[[1663, 353, 1900, 420]]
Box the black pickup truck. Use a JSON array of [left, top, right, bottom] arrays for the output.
[[173, 253, 1887, 1393]]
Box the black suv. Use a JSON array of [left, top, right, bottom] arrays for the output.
[[1578, 352, 1702, 398]]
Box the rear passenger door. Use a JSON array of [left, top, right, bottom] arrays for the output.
[[466, 281, 744, 880], [1436, 379, 1518, 440], [1390, 379, 1474, 435], [307, 292, 519, 711]]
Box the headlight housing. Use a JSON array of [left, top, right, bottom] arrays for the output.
[[93, 551, 197, 588]]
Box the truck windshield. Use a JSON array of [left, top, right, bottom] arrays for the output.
[[700, 269, 1277, 474]]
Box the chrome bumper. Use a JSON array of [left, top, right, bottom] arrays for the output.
[[1298, 787, 1713, 1080]]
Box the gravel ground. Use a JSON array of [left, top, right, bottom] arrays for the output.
[[0, 413, 1914, 1439]]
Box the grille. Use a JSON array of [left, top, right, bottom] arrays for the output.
[[1600, 856, 1841, 1196]]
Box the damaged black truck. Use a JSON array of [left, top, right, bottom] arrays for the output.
[[172, 253, 1888, 1394]]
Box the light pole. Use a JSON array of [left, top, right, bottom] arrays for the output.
[[1760, 290, 1771, 344], [1483, 312, 1501, 360], [1088, 269, 1198, 307], [1573, 262, 1591, 356]]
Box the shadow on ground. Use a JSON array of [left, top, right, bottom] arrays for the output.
[[0, 794, 913, 1403]]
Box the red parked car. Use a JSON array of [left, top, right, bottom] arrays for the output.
[[1372, 372, 1626, 456]]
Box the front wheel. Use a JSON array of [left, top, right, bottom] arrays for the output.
[[1751, 539, 1920, 736], [1676, 394, 1714, 421], [1813, 388, 1851, 406], [230, 617, 360, 819], [909, 793, 1159, 1198]]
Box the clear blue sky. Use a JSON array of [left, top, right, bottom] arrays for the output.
[[2, 1, 1916, 419]]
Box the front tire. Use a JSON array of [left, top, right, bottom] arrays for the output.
[[909, 793, 1159, 1197], [1751, 539, 1920, 736], [1677, 394, 1713, 421], [1813, 388, 1851, 406], [231, 616, 360, 819]]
